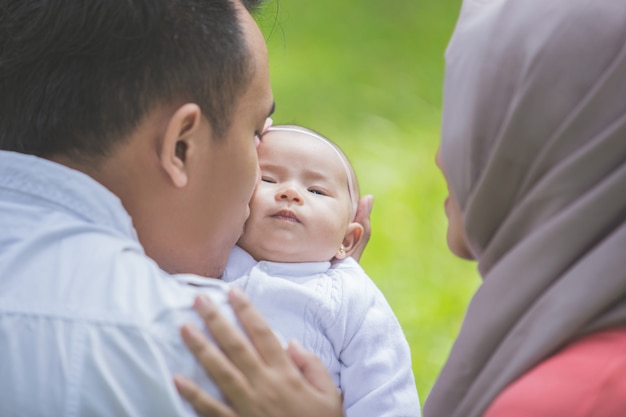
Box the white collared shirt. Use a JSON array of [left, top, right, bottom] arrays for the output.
[[223, 246, 421, 417], [0, 150, 235, 416]]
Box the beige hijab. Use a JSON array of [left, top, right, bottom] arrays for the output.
[[424, 1, 626, 416]]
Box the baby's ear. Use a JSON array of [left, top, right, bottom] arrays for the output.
[[335, 222, 364, 260]]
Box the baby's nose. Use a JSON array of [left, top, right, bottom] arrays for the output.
[[277, 186, 303, 204]]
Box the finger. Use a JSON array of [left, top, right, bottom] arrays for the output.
[[174, 375, 237, 417], [228, 287, 292, 368], [192, 295, 262, 384], [351, 195, 373, 261], [287, 340, 338, 394], [180, 322, 251, 403]]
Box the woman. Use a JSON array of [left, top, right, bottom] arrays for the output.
[[176, 0, 626, 415], [423, 0, 626, 415]]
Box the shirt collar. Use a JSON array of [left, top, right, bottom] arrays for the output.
[[224, 245, 331, 279], [0, 150, 138, 241], [258, 259, 331, 277]]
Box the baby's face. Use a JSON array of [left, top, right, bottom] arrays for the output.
[[237, 130, 353, 263]]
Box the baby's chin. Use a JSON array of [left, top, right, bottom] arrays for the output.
[[240, 243, 330, 264]]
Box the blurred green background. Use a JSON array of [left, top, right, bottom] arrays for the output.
[[255, 0, 480, 405]]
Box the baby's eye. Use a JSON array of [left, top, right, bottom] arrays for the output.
[[308, 188, 326, 196], [261, 176, 276, 184]]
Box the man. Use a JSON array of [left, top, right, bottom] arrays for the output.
[[0, 0, 274, 415]]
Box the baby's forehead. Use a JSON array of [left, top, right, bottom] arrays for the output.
[[261, 130, 347, 172]]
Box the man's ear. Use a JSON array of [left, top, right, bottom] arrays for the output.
[[335, 222, 365, 260], [160, 103, 203, 188]]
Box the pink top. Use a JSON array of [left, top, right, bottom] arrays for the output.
[[483, 328, 626, 417]]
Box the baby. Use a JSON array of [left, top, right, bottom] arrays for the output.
[[223, 125, 420, 417]]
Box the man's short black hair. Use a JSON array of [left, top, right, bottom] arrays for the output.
[[0, 0, 263, 159]]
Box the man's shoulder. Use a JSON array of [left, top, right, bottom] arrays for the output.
[[0, 218, 228, 325]]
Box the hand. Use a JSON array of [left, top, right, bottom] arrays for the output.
[[350, 194, 373, 262], [174, 289, 344, 417]]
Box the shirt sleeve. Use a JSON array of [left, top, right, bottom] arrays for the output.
[[331, 260, 421, 417], [483, 328, 626, 417]]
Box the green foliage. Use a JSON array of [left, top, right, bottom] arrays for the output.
[[257, 0, 480, 403]]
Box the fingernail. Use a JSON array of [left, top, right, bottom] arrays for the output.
[[368, 195, 374, 213], [289, 339, 305, 353], [173, 375, 192, 394], [181, 323, 203, 342], [228, 287, 247, 306], [194, 294, 213, 315]]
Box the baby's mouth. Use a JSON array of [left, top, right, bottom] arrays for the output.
[[271, 209, 300, 223]]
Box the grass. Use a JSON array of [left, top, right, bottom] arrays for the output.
[[256, 0, 481, 402]]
